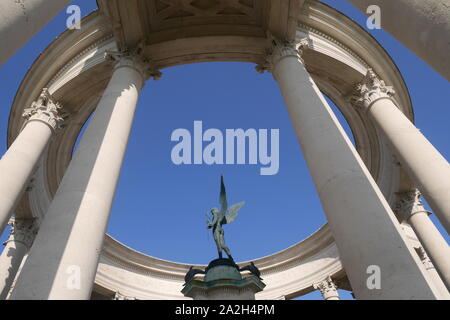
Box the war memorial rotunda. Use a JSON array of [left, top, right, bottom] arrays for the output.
[[0, 0, 449, 300]]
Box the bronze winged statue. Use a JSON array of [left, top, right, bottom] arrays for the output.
[[206, 175, 244, 261]]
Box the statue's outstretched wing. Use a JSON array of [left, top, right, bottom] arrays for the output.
[[219, 175, 228, 214], [225, 201, 245, 224]]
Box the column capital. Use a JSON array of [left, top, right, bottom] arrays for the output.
[[350, 69, 396, 110], [395, 189, 431, 222], [313, 275, 339, 300], [22, 88, 65, 132], [105, 49, 162, 83], [256, 37, 310, 74], [414, 246, 434, 270], [112, 291, 136, 300], [4, 218, 38, 249]]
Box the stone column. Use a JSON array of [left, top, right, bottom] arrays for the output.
[[0, 0, 72, 65], [0, 89, 63, 234], [4, 253, 29, 300], [313, 276, 340, 300], [414, 246, 449, 297], [395, 189, 450, 291], [347, 0, 450, 81], [9, 52, 157, 300], [0, 218, 37, 300], [264, 38, 442, 299], [351, 70, 450, 234]]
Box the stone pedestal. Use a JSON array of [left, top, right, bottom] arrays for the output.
[[182, 259, 265, 300]]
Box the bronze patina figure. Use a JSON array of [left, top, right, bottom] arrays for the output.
[[183, 177, 263, 287], [206, 175, 244, 261]]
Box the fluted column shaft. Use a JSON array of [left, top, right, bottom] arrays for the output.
[[267, 39, 441, 299], [0, 89, 63, 234], [0, 0, 72, 65], [10, 53, 152, 300], [352, 70, 450, 234], [0, 219, 37, 299], [396, 190, 450, 292]]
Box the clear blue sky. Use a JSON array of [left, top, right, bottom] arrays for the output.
[[0, 0, 448, 300]]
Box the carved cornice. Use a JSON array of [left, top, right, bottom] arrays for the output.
[[350, 69, 396, 110], [313, 275, 339, 300], [105, 45, 162, 83], [46, 34, 115, 90], [256, 37, 310, 74], [5, 218, 38, 249], [22, 88, 65, 132], [297, 24, 370, 69], [395, 189, 430, 222]]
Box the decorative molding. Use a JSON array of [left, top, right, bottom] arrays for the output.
[[112, 291, 136, 300], [313, 275, 339, 300], [395, 189, 430, 222], [153, 0, 257, 21], [297, 23, 370, 69], [22, 88, 65, 132], [5, 218, 39, 249], [46, 34, 115, 89], [350, 69, 396, 110]]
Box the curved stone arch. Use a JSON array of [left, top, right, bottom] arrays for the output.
[[7, 2, 416, 300]]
